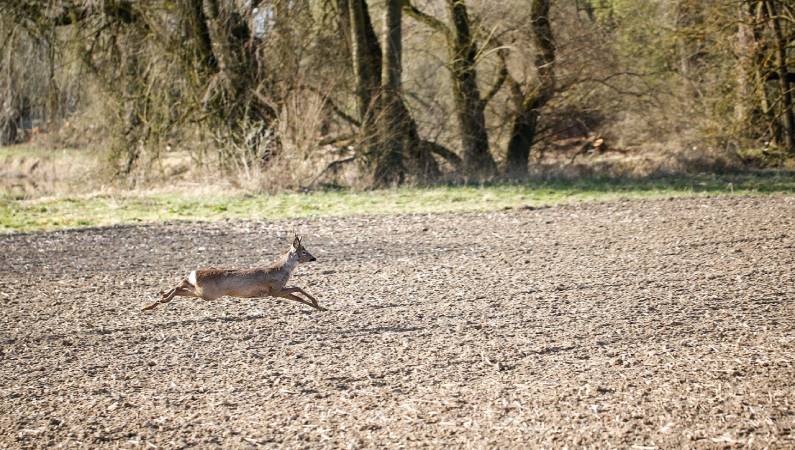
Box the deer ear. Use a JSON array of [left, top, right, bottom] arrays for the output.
[[293, 235, 301, 248]]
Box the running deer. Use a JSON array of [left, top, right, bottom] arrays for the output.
[[143, 235, 326, 312]]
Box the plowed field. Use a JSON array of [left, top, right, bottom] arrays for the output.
[[2, 196, 794, 448]]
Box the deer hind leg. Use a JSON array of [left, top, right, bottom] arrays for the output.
[[274, 291, 327, 312], [143, 280, 197, 311]]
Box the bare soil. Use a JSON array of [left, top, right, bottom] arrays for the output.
[[1, 196, 794, 449]]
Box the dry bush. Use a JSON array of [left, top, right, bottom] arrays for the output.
[[215, 89, 359, 192], [0, 148, 101, 198]]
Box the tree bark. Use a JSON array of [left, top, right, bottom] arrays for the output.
[[0, 86, 19, 145], [506, 104, 539, 172], [202, 0, 235, 81], [749, 1, 778, 141], [765, 0, 795, 153], [334, 0, 353, 58], [348, 0, 382, 138], [735, 2, 754, 129], [1, 32, 19, 146], [375, 0, 406, 185], [505, 0, 555, 177], [183, 0, 217, 71], [445, 0, 496, 177]]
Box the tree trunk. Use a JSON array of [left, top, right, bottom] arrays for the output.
[[0, 43, 19, 146], [505, 0, 555, 177], [348, 0, 382, 139], [374, 0, 406, 185], [334, 0, 353, 58], [674, 0, 704, 82], [202, 0, 232, 75], [445, 0, 496, 177], [45, 35, 60, 129], [749, 1, 778, 141], [506, 104, 539, 172], [349, 0, 389, 183], [0, 94, 19, 146], [765, 0, 795, 153], [183, 0, 217, 71], [404, 0, 498, 178], [347, 0, 438, 186], [735, 2, 754, 130]]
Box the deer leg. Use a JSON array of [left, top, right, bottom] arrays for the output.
[[160, 286, 179, 300], [143, 280, 197, 311], [274, 291, 327, 312], [282, 286, 321, 308]]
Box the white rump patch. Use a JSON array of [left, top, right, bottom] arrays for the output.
[[188, 270, 197, 286]]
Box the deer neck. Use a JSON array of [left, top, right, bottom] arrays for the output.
[[276, 248, 300, 275]]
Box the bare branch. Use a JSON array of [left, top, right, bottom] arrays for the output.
[[319, 134, 355, 146], [423, 140, 462, 170], [299, 84, 361, 127], [481, 46, 509, 105], [402, 1, 450, 37], [305, 154, 357, 189]]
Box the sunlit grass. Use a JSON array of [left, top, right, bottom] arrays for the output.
[[1, 171, 793, 233], [0, 144, 93, 159]]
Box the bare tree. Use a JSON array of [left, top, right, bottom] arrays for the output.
[[376, 0, 407, 184], [0, 29, 20, 145], [404, 0, 503, 178], [344, 0, 441, 185], [505, 0, 556, 176]]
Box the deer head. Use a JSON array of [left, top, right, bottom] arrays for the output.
[[292, 235, 317, 263]]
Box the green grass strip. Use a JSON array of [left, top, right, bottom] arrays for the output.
[[1, 172, 793, 233]]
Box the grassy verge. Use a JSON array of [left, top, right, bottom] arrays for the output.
[[1, 172, 794, 233]]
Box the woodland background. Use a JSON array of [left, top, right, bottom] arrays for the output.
[[1, 0, 794, 191]]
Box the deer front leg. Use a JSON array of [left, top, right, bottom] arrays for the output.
[[281, 286, 321, 308], [274, 291, 327, 312]]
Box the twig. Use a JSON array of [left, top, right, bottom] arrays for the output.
[[319, 134, 355, 146], [305, 154, 357, 189], [304, 85, 361, 128]]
